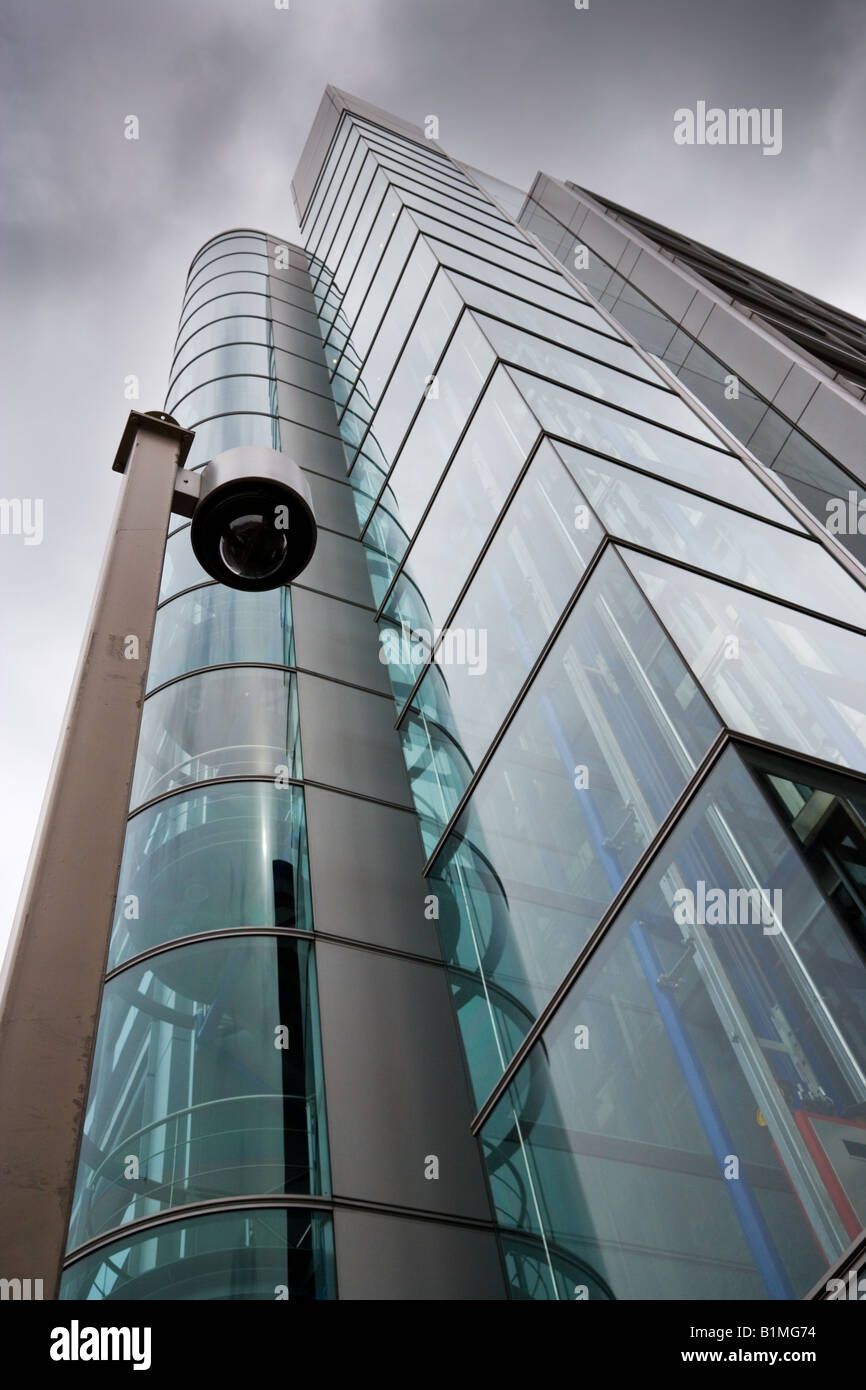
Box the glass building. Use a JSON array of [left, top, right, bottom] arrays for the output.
[[60, 87, 866, 1301]]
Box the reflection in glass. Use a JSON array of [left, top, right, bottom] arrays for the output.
[[385, 370, 539, 631], [148, 585, 294, 691], [559, 446, 863, 626], [61, 1209, 335, 1301], [428, 547, 719, 1095], [402, 441, 604, 762], [512, 369, 798, 524], [625, 550, 866, 773], [110, 781, 312, 967], [66, 937, 328, 1249], [130, 667, 301, 810], [483, 747, 866, 1299]]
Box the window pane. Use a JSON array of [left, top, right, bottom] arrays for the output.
[[348, 238, 438, 414], [478, 310, 666, 386], [182, 412, 279, 470], [61, 1209, 335, 1301], [186, 251, 269, 300], [483, 746, 866, 1299], [385, 370, 539, 631], [167, 343, 273, 409], [511, 369, 797, 523], [428, 547, 720, 1090], [147, 585, 294, 690], [401, 441, 604, 762], [446, 268, 615, 341], [130, 667, 301, 809], [66, 936, 328, 1247], [365, 314, 496, 568], [625, 550, 866, 772], [347, 272, 464, 463], [182, 271, 270, 323], [167, 374, 275, 423], [172, 315, 275, 381], [110, 781, 312, 967], [559, 447, 865, 627]]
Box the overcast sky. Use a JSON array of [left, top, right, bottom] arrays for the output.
[[1, 0, 864, 962]]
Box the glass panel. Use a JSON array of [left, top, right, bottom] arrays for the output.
[[349, 237, 437, 414], [502, 346, 727, 447], [339, 184, 402, 328], [423, 233, 579, 296], [483, 746, 866, 1300], [428, 547, 720, 1092], [478, 310, 665, 386], [446, 269, 615, 341], [366, 314, 496, 551], [510, 369, 800, 522], [130, 667, 301, 810], [182, 412, 279, 470], [182, 271, 271, 323], [110, 781, 312, 967], [66, 936, 328, 1245], [323, 149, 378, 273], [159, 527, 210, 602], [167, 343, 273, 408], [361, 273, 464, 463], [397, 186, 532, 252], [167, 374, 275, 423], [147, 585, 294, 691], [305, 118, 357, 250], [330, 168, 390, 296], [310, 131, 366, 264], [61, 1209, 335, 1301], [402, 441, 604, 761], [429, 239, 611, 320], [559, 446, 865, 627], [190, 234, 267, 276], [186, 251, 269, 300], [177, 291, 274, 345], [336, 212, 418, 363], [172, 315, 275, 381], [414, 215, 569, 293], [625, 550, 866, 772], [385, 370, 539, 629]]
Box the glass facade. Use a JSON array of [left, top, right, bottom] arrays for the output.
[[64, 100, 866, 1302], [299, 101, 866, 1301]]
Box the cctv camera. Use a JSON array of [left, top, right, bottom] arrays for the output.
[[189, 446, 317, 591]]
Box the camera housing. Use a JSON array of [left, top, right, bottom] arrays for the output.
[[189, 446, 317, 591]]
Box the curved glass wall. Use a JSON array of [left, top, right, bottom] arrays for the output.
[[61, 1209, 335, 1301], [168, 341, 275, 403], [66, 935, 328, 1250], [182, 414, 279, 469], [167, 374, 276, 422], [130, 667, 301, 810], [172, 316, 275, 381], [109, 781, 312, 968], [181, 271, 273, 325], [185, 251, 270, 300], [148, 584, 294, 691], [189, 232, 267, 276]]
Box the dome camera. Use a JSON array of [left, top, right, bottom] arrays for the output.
[[190, 446, 317, 591]]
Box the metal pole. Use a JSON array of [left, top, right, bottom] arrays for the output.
[[0, 411, 193, 1298]]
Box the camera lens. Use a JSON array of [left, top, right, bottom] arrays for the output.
[[218, 508, 289, 580]]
